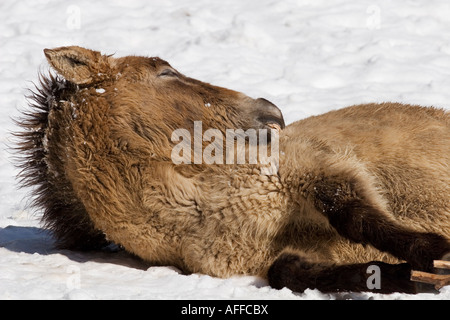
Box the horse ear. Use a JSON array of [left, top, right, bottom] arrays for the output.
[[44, 46, 112, 85]]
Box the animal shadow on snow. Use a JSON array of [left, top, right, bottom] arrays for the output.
[[0, 225, 407, 299], [0, 225, 150, 270], [0, 225, 278, 295]]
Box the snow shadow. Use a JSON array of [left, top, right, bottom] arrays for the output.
[[0, 225, 150, 270], [0, 225, 54, 255]]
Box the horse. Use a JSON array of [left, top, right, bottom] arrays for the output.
[[15, 46, 450, 294]]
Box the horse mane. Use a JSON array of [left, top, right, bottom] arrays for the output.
[[13, 73, 109, 250]]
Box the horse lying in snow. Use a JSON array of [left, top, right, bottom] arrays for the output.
[[16, 46, 450, 294]]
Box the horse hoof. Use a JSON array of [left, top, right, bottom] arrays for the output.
[[436, 252, 450, 275]]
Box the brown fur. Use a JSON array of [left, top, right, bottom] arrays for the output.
[[15, 46, 450, 293]]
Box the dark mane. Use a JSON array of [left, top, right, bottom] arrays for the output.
[[14, 73, 108, 250]]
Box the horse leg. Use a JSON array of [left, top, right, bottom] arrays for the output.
[[311, 176, 450, 271], [267, 250, 436, 294]]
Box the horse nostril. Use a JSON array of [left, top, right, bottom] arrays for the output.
[[255, 98, 285, 130]]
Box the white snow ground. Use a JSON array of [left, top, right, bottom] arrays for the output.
[[0, 0, 449, 300]]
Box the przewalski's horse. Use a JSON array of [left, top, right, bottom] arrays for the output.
[[16, 46, 450, 294]]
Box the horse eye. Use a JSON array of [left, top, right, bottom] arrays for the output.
[[158, 69, 178, 78]]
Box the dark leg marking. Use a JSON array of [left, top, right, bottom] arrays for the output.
[[313, 177, 450, 271], [267, 252, 435, 294]]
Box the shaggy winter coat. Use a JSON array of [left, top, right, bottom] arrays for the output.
[[16, 46, 450, 294]]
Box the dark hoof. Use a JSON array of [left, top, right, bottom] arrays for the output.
[[413, 282, 440, 294], [436, 252, 450, 275]]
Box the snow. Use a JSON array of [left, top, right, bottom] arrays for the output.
[[1, 0, 449, 300]]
